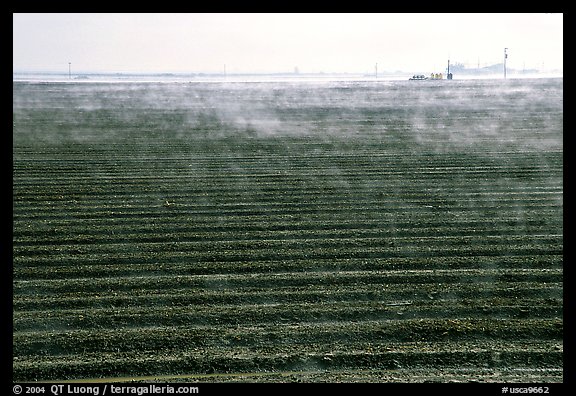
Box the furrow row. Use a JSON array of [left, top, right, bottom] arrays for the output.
[[12, 205, 562, 223], [13, 318, 562, 358], [13, 281, 562, 311], [13, 216, 561, 235], [12, 226, 562, 247], [13, 299, 563, 333], [13, 244, 564, 269], [13, 255, 564, 280]]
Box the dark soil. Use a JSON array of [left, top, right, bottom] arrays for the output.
[[12, 78, 563, 382]]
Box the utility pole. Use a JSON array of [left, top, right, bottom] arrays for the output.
[[68, 62, 71, 79], [504, 48, 508, 79]]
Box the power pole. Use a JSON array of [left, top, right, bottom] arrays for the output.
[[504, 48, 508, 79]]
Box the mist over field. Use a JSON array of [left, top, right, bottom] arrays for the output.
[[13, 78, 563, 147], [12, 77, 563, 382]]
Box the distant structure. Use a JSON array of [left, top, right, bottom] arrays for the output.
[[409, 75, 428, 80], [68, 62, 71, 79], [447, 59, 453, 80]]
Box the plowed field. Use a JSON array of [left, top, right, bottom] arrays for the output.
[[12, 78, 563, 382]]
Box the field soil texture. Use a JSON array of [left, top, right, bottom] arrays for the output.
[[12, 78, 563, 382]]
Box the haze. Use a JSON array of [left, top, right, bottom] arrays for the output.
[[13, 13, 563, 75]]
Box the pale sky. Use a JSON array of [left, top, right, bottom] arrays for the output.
[[13, 13, 563, 74]]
